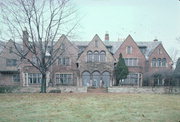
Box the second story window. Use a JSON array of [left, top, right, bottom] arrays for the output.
[[162, 58, 167, 67], [157, 58, 161, 67], [6, 59, 17, 66], [58, 57, 70, 66], [126, 46, 132, 54], [100, 51, 106, 62], [124, 58, 138, 66], [87, 51, 93, 62], [152, 58, 156, 67]]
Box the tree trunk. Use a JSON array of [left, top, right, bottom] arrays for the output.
[[41, 73, 46, 93]]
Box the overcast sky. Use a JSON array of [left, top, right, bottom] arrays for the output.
[[73, 0, 180, 60]]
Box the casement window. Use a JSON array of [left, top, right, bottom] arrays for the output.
[[28, 73, 42, 84], [87, 51, 93, 62], [100, 51, 106, 62], [152, 58, 156, 67], [162, 58, 167, 67], [58, 57, 70, 66], [6, 59, 17, 66], [56, 74, 72, 85], [94, 51, 99, 62], [12, 74, 20, 82], [126, 46, 132, 54], [124, 58, 138, 66]]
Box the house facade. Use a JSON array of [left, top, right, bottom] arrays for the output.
[[0, 33, 173, 87]]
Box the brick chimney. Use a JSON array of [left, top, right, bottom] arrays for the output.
[[105, 32, 109, 42], [23, 30, 29, 50], [153, 39, 158, 42]]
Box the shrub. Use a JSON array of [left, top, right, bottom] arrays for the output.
[[0, 86, 19, 93]]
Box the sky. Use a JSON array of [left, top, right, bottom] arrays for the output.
[[73, 0, 180, 62]]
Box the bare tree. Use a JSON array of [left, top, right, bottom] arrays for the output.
[[0, 0, 79, 93]]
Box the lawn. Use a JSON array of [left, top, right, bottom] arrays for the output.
[[0, 93, 180, 122]]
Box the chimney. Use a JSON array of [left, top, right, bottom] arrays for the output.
[[105, 32, 109, 42], [23, 30, 29, 50], [153, 39, 158, 42]]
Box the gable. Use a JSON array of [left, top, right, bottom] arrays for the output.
[[54, 35, 78, 58], [149, 43, 172, 61], [114, 35, 145, 60], [77, 34, 115, 62]]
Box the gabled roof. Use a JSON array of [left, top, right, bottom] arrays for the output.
[[72, 37, 161, 59], [136, 41, 161, 58]]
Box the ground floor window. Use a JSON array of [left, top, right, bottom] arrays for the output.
[[12, 74, 20, 82], [28, 73, 42, 84], [121, 73, 139, 85], [82, 71, 111, 88], [56, 74, 73, 85], [154, 74, 163, 86]]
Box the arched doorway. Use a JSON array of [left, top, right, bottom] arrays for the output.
[[92, 71, 100, 88], [102, 72, 110, 87], [82, 72, 90, 86]]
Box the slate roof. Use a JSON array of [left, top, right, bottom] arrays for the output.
[[72, 40, 161, 59]]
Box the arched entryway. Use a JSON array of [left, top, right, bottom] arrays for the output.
[[92, 71, 100, 88], [102, 71, 110, 87], [82, 72, 90, 86]]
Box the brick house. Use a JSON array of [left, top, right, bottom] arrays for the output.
[[0, 33, 173, 87]]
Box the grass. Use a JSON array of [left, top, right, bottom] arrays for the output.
[[0, 93, 180, 122]]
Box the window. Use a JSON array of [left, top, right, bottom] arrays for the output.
[[122, 73, 138, 85], [9, 47, 13, 53], [56, 74, 72, 85], [58, 57, 70, 66], [87, 51, 93, 62], [157, 58, 161, 67], [124, 58, 138, 66], [60, 43, 65, 50], [100, 51, 106, 62], [82, 72, 90, 86], [94, 51, 99, 62], [154, 74, 163, 86], [162, 58, 166, 67], [126, 46, 132, 54], [152, 58, 156, 67], [139, 46, 147, 54], [95, 40, 98, 47], [28, 73, 42, 84], [158, 48, 162, 54], [12, 74, 20, 82], [6, 59, 17, 66]]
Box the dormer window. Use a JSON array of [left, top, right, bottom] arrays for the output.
[[126, 46, 132, 54]]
